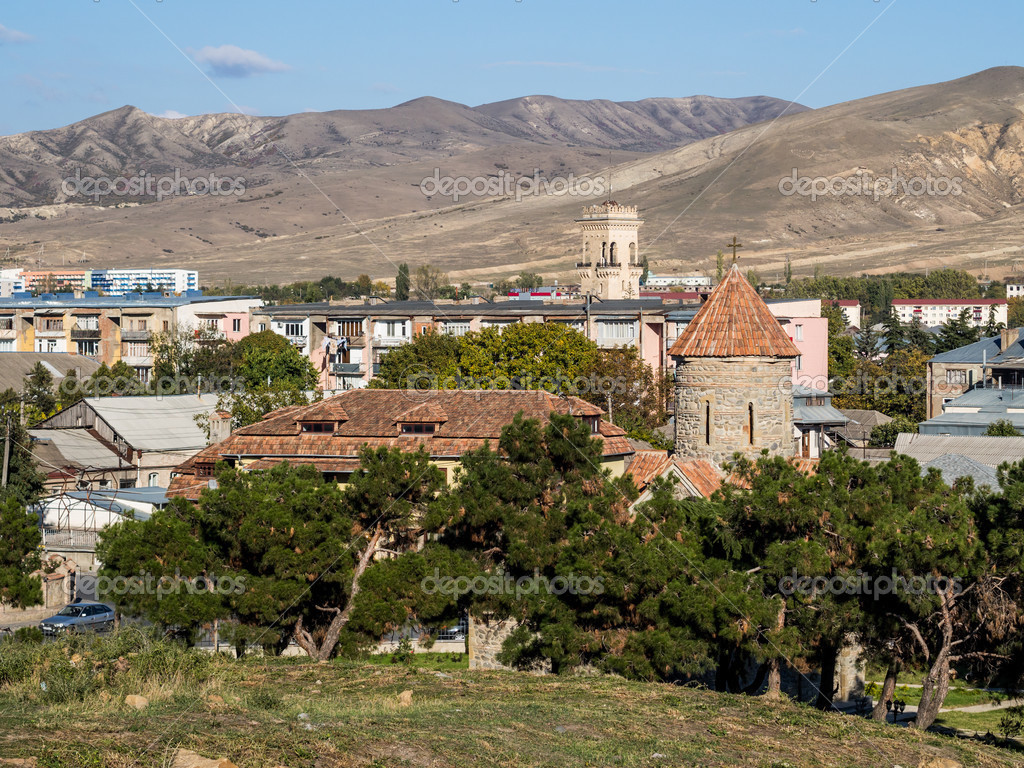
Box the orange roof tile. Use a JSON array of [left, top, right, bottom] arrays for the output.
[[624, 450, 723, 499], [168, 389, 632, 498], [668, 264, 800, 358]]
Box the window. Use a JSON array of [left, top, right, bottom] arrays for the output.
[[122, 341, 151, 357], [77, 340, 99, 356], [945, 369, 968, 385], [383, 320, 407, 338], [443, 321, 471, 337], [795, 354, 802, 371], [196, 463, 214, 478], [136, 319, 148, 331], [42, 318, 64, 331], [259, 323, 267, 332], [163, 320, 170, 331], [284, 322, 303, 337], [0, 340, 12, 352], [337, 320, 362, 337], [300, 421, 335, 433], [119, 479, 136, 489], [599, 321, 635, 339], [794, 324, 804, 341], [401, 423, 436, 434], [148, 472, 159, 487], [76, 315, 99, 330], [203, 318, 219, 330], [0, 317, 12, 330], [134, 367, 150, 384], [232, 318, 241, 333], [705, 401, 712, 446], [583, 416, 600, 434], [748, 403, 755, 446]]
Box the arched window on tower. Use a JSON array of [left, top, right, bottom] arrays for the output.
[[629, 242, 637, 265], [609, 242, 618, 264], [748, 403, 755, 446], [601, 242, 608, 262]]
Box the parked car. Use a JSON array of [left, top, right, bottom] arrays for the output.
[[39, 602, 115, 635]]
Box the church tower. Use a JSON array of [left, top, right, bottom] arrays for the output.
[[668, 264, 799, 465], [576, 202, 643, 300]]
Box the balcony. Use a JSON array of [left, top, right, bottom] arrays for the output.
[[120, 329, 150, 341], [373, 336, 408, 347], [0, 328, 16, 340], [285, 335, 307, 348], [71, 326, 101, 340], [41, 528, 99, 553], [34, 325, 65, 337], [331, 363, 362, 375]]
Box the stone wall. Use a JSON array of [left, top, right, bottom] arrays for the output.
[[468, 614, 517, 670], [674, 356, 795, 465]]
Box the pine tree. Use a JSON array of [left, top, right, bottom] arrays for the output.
[[0, 498, 42, 609], [855, 325, 880, 361], [882, 307, 906, 353]]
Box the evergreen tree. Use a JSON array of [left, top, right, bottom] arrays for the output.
[[23, 362, 56, 421], [0, 498, 42, 609], [882, 307, 905, 353], [855, 325, 880, 361], [784, 255, 792, 284], [715, 250, 724, 283], [395, 263, 410, 301], [935, 309, 981, 354]]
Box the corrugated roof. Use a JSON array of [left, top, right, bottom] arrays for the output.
[[28, 428, 129, 471], [922, 454, 1000, 490], [794, 404, 848, 425], [929, 333, 1007, 364], [86, 394, 219, 451], [894, 433, 1024, 467], [0, 353, 102, 393], [667, 265, 800, 358]]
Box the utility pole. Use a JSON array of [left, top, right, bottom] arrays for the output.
[[2, 414, 11, 488]]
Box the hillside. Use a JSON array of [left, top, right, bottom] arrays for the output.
[[1, 653, 1020, 768], [2, 68, 1024, 286]]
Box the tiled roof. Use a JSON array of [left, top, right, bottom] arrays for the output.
[[667, 265, 800, 358], [624, 450, 722, 499], [169, 389, 632, 498]]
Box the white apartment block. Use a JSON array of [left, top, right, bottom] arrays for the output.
[[87, 268, 199, 295], [891, 299, 1007, 328], [1006, 283, 1024, 299]]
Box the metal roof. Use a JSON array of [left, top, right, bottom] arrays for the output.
[[929, 331, 1021, 364], [942, 387, 1024, 409], [0, 353, 102, 392], [0, 294, 256, 309], [894, 433, 1024, 467], [922, 454, 1000, 490], [85, 394, 219, 451], [28, 428, 130, 470], [794, 404, 848, 425]]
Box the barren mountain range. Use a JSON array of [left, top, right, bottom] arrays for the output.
[[1, 68, 1024, 287]]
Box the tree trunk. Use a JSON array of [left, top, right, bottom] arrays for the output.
[[292, 526, 383, 661], [715, 646, 731, 692], [815, 642, 839, 711], [764, 601, 785, 699], [870, 659, 901, 721], [913, 651, 950, 731], [212, 617, 219, 655]]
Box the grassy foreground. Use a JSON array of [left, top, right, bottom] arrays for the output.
[[0, 634, 1022, 767]]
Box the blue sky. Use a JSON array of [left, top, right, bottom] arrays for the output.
[[0, 0, 1018, 135]]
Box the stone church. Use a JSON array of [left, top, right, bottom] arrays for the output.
[[668, 264, 799, 465]]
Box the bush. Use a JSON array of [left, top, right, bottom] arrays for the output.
[[868, 416, 919, 447]]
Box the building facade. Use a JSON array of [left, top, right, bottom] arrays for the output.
[[670, 265, 800, 465], [892, 299, 1007, 328], [576, 202, 644, 301]]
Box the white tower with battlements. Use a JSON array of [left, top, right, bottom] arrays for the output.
[[576, 201, 644, 300]]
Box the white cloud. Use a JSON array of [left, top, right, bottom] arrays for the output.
[[191, 45, 290, 78], [0, 23, 32, 44], [157, 110, 189, 119]]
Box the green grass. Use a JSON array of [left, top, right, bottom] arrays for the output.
[[865, 681, 1002, 709], [1, 634, 1021, 768]]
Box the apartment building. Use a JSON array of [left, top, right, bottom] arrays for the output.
[[86, 268, 198, 295], [253, 298, 685, 392], [0, 292, 262, 382], [891, 299, 1007, 328]]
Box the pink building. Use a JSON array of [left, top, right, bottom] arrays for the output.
[[223, 312, 252, 342], [767, 299, 829, 391]]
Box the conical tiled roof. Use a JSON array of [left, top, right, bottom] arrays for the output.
[[667, 264, 800, 358]]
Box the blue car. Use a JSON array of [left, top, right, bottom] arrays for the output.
[[40, 602, 115, 635]]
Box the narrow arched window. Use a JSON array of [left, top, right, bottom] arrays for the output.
[[705, 401, 711, 445], [748, 403, 755, 445], [601, 242, 607, 261], [609, 242, 618, 263]]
